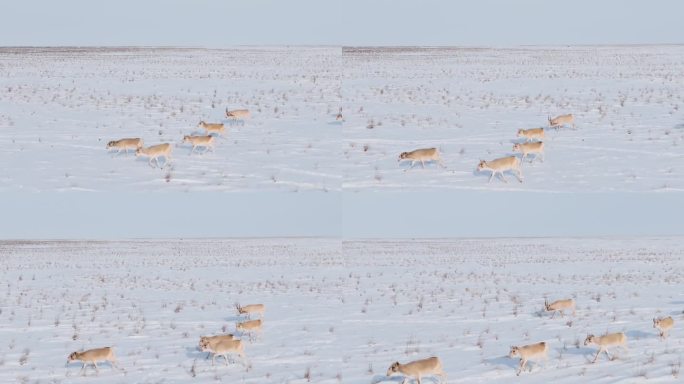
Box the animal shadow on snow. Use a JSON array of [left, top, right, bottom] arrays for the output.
[[399, 160, 442, 172], [560, 346, 596, 360], [370, 375, 424, 384], [485, 355, 549, 375], [185, 346, 207, 359], [134, 156, 171, 169], [626, 329, 656, 340], [185, 346, 243, 365], [513, 153, 543, 166], [66, 361, 121, 377], [234, 330, 261, 343], [221, 119, 245, 127], [472, 167, 522, 183], [179, 143, 212, 155], [483, 355, 519, 370], [575, 345, 629, 363], [510, 138, 530, 145], [107, 149, 136, 158]]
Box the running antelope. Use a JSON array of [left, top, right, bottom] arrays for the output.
[[513, 142, 544, 163], [548, 114, 575, 130], [198, 121, 225, 136], [236, 319, 262, 341], [66, 347, 119, 376], [135, 143, 172, 168], [199, 338, 246, 366], [236, 303, 265, 319], [477, 156, 523, 183], [199, 334, 234, 359], [544, 298, 575, 319], [183, 135, 214, 154], [517, 128, 544, 142], [106, 138, 143, 155], [584, 333, 627, 363], [398, 148, 445, 171], [386, 356, 446, 384], [653, 316, 674, 339], [509, 342, 548, 376], [225, 108, 251, 123]]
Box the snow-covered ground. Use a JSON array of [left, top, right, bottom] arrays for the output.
[[1, 238, 683, 383], [342, 46, 684, 192], [0, 239, 344, 383], [3, 46, 684, 193], [0, 47, 341, 192]]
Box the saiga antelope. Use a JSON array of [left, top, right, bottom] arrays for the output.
[[135, 143, 173, 168], [199, 338, 246, 366], [386, 356, 446, 384], [512, 142, 544, 163], [517, 128, 544, 142], [477, 156, 523, 183], [544, 298, 575, 319], [106, 138, 143, 155], [225, 108, 251, 124], [584, 333, 628, 363], [183, 135, 214, 154], [398, 148, 445, 171], [197, 121, 225, 136], [509, 342, 548, 376], [548, 114, 575, 130], [653, 317, 674, 339], [235, 303, 265, 319], [66, 347, 119, 376]]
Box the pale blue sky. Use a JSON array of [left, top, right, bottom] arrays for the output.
[[0, 0, 681, 46], [1, 192, 683, 239]]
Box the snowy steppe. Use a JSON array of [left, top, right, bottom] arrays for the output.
[[343, 46, 684, 192], [1, 238, 683, 383], [1, 46, 684, 192], [0, 47, 341, 192]]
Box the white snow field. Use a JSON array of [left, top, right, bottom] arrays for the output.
[[0, 47, 341, 192], [3, 46, 684, 193], [0, 239, 344, 383], [1, 237, 683, 383], [342, 46, 684, 192]]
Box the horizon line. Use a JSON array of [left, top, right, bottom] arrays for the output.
[[2, 234, 682, 242], [1, 43, 684, 49]]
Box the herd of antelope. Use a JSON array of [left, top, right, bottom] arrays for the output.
[[97, 111, 671, 382], [106, 108, 251, 168], [386, 297, 675, 383], [476, 114, 574, 183], [506, 297, 675, 376], [398, 114, 576, 184], [65, 303, 264, 376]]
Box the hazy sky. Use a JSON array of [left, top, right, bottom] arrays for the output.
[[1, 0, 681, 46], [1, 192, 683, 239]]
